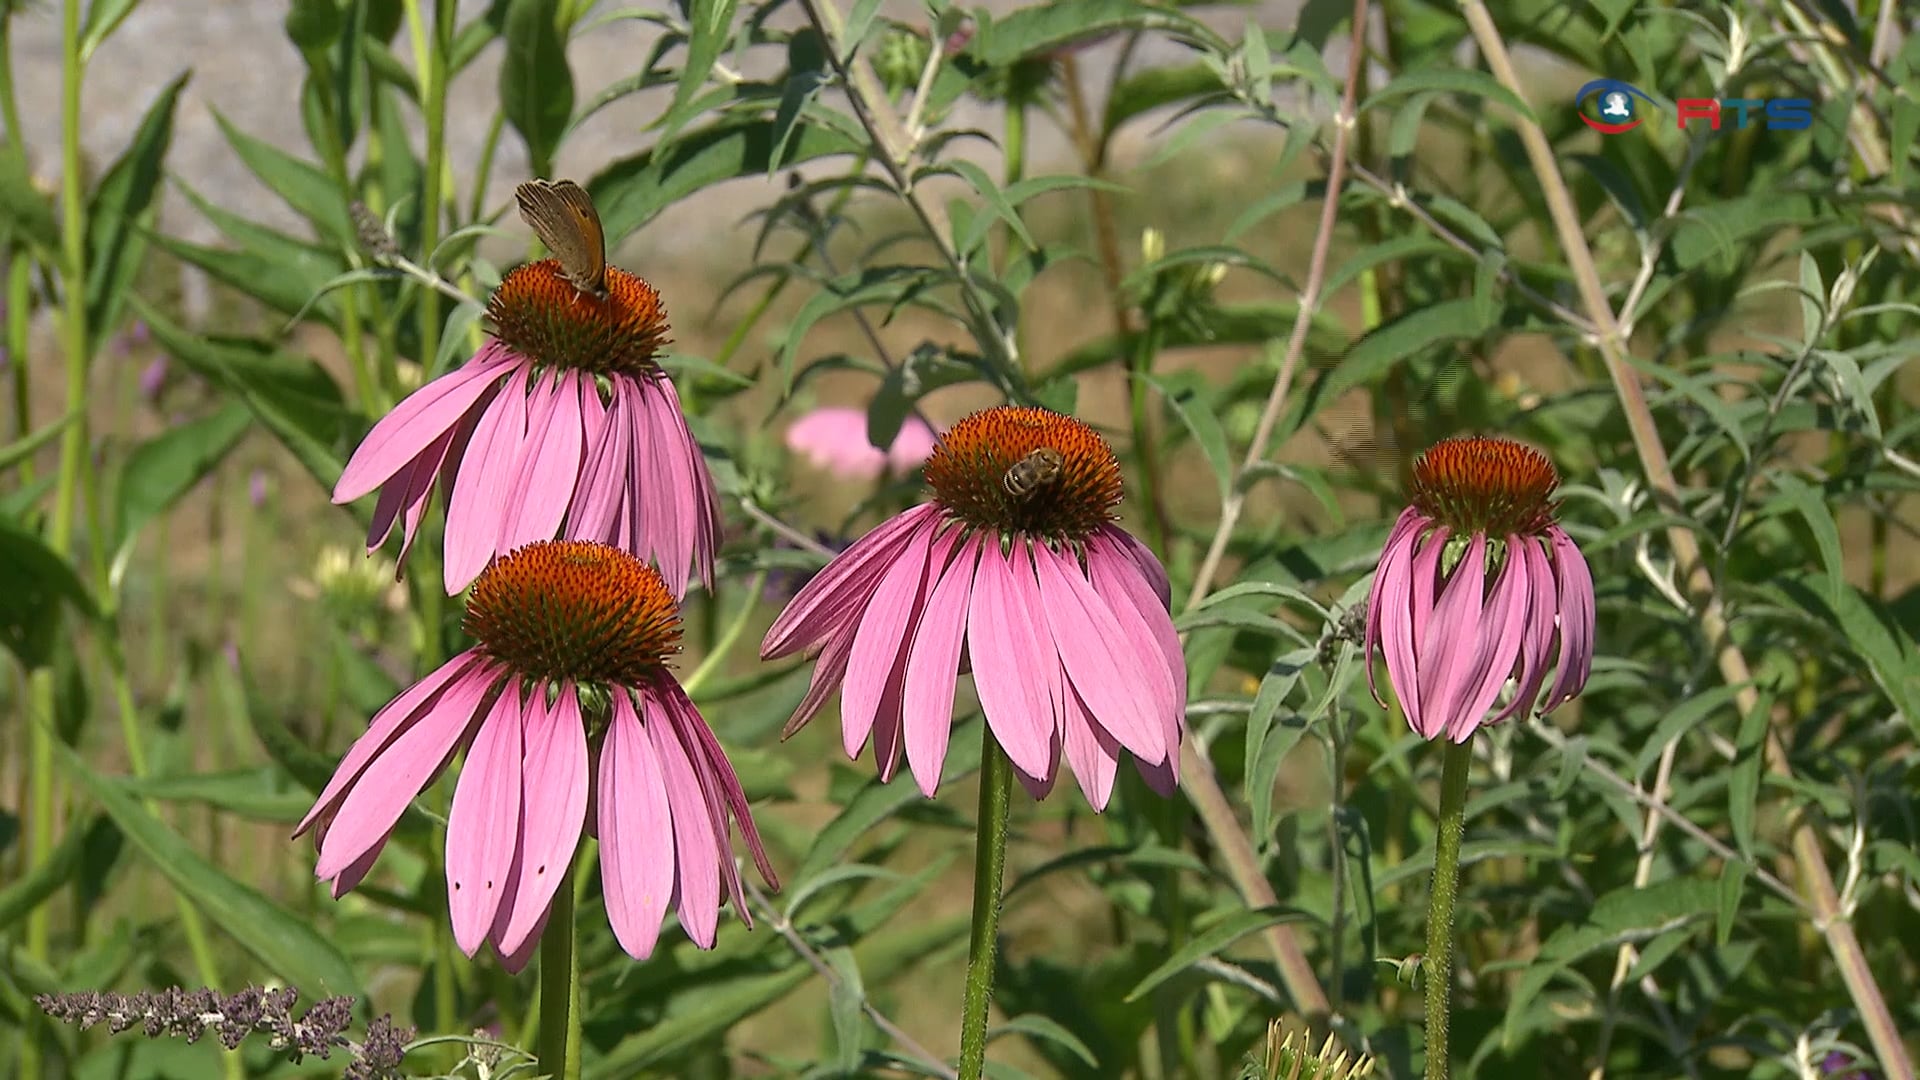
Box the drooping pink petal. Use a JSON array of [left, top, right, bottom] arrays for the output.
[[781, 629, 854, 740], [904, 534, 983, 795], [1105, 526, 1173, 611], [394, 426, 463, 567], [840, 523, 936, 760], [660, 679, 778, 890], [1364, 509, 1426, 708], [1542, 527, 1595, 712], [761, 504, 941, 658], [1490, 537, 1559, 724], [500, 371, 586, 551], [633, 377, 691, 597], [965, 540, 1056, 779], [445, 682, 526, 955], [1033, 542, 1168, 765], [1416, 533, 1487, 740], [656, 378, 722, 591], [599, 691, 675, 960], [568, 385, 631, 546], [494, 685, 590, 957], [314, 665, 497, 879], [1442, 539, 1533, 743], [364, 424, 456, 555], [333, 342, 517, 503], [1390, 525, 1449, 737], [656, 685, 753, 925], [296, 650, 489, 838], [326, 829, 390, 899], [1086, 530, 1187, 765], [444, 366, 531, 593], [1011, 739, 1060, 801], [495, 903, 549, 975], [1134, 754, 1178, 797], [650, 707, 721, 948], [1060, 682, 1121, 811]]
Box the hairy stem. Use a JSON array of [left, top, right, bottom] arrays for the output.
[[958, 733, 1014, 1080], [1422, 740, 1472, 1080]]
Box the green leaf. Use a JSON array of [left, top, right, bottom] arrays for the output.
[[942, 159, 1037, 253], [501, 0, 575, 176], [971, 0, 1220, 66], [777, 266, 943, 393], [1143, 370, 1233, 506], [1770, 473, 1844, 607], [658, 0, 738, 146], [0, 516, 100, 669], [590, 116, 862, 247], [212, 110, 354, 248], [825, 946, 865, 1072], [148, 229, 342, 329], [1502, 879, 1716, 1047], [1671, 195, 1818, 270], [121, 768, 316, 825], [1728, 683, 1773, 862], [50, 737, 362, 998], [115, 404, 252, 553], [868, 346, 986, 449], [0, 814, 111, 933], [0, 145, 59, 250], [1715, 862, 1748, 947], [86, 72, 188, 342], [79, 0, 141, 60], [0, 410, 77, 472], [132, 298, 355, 493], [991, 1014, 1099, 1068], [1361, 66, 1536, 124], [1125, 905, 1312, 1000], [1104, 62, 1225, 136], [1774, 575, 1920, 738], [1307, 299, 1490, 418], [799, 720, 983, 881], [587, 916, 966, 1076]]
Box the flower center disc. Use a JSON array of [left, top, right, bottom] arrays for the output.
[[487, 260, 671, 376], [922, 406, 1122, 541], [1408, 436, 1560, 537], [464, 541, 681, 687]]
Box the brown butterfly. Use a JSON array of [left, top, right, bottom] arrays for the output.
[[515, 178, 608, 298]]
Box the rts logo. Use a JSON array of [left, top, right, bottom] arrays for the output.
[[1575, 78, 1814, 133]]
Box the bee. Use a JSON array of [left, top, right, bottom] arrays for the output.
[[515, 178, 609, 299], [1002, 447, 1065, 498]]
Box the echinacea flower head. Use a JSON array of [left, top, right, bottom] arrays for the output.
[[760, 405, 1186, 809], [785, 405, 938, 482], [1364, 437, 1595, 743], [294, 541, 776, 970], [331, 261, 720, 598]]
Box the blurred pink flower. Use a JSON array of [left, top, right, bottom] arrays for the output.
[[762, 406, 1184, 809], [139, 355, 168, 402], [294, 541, 776, 970], [1364, 437, 1594, 743], [332, 262, 719, 598], [785, 405, 937, 482]]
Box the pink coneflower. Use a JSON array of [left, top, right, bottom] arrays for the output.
[[785, 405, 938, 482], [293, 540, 777, 970], [331, 262, 720, 597], [761, 406, 1185, 809], [1364, 436, 1594, 742]]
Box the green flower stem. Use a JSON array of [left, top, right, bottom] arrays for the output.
[[1422, 739, 1473, 1080], [6, 253, 30, 458], [957, 732, 1014, 1080], [1127, 323, 1170, 555], [683, 570, 768, 697], [536, 854, 584, 1080]]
